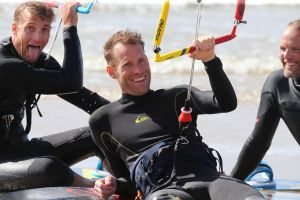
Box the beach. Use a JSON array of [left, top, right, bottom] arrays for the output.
[[1, 1, 300, 180]]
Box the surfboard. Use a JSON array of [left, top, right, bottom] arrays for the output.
[[72, 167, 110, 179], [275, 179, 300, 191], [0, 165, 112, 200], [261, 190, 300, 200], [0, 187, 98, 200]]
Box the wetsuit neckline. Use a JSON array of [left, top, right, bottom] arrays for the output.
[[293, 78, 300, 88], [119, 90, 155, 104]]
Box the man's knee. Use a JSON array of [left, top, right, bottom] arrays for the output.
[[29, 156, 73, 186]]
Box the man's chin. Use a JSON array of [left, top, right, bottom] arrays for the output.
[[284, 69, 297, 78], [26, 56, 40, 64]]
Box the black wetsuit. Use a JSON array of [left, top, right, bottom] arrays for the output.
[[90, 57, 264, 199], [231, 69, 300, 180], [0, 26, 109, 192]]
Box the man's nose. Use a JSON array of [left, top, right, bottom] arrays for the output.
[[132, 64, 143, 74], [284, 49, 292, 60]]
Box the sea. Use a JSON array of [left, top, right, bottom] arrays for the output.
[[0, 0, 300, 180]]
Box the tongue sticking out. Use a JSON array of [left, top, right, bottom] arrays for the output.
[[28, 46, 40, 61]]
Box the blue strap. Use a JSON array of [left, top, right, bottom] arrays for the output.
[[245, 161, 274, 182], [245, 161, 276, 190]]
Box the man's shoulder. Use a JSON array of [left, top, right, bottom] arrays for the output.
[[268, 69, 285, 80], [91, 101, 120, 115], [0, 37, 24, 64], [264, 69, 285, 84], [89, 101, 119, 127], [262, 69, 286, 92]]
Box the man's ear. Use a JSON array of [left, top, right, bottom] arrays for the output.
[[12, 23, 17, 36], [106, 65, 117, 79]]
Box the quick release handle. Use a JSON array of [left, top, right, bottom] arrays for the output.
[[46, 1, 94, 14]]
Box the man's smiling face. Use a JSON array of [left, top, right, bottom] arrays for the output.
[[107, 42, 151, 96], [12, 9, 51, 64]]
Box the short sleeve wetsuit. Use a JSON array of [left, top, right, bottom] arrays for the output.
[[0, 26, 109, 192], [90, 57, 265, 200], [231, 69, 300, 180]]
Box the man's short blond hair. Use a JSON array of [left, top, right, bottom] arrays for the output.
[[286, 19, 300, 31], [14, 1, 55, 24], [103, 29, 145, 66]]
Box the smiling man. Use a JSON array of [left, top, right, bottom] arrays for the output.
[[90, 29, 264, 200], [0, 1, 109, 192], [231, 19, 300, 180]]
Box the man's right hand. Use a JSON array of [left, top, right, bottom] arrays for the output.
[[59, 1, 80, 27], [189, 35, 216, 63], [94, 176, 118, 200]]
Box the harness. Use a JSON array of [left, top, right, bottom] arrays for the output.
[[130, 125, 224, 199], [0, 94, 42, 145]]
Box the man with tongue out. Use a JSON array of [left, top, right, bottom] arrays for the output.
[[0, 1, 109, 192]]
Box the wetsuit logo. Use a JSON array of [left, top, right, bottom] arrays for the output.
[[135, 116, 150, 124]]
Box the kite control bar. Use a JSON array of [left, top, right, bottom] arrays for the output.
[[153, 0, 246, 62]]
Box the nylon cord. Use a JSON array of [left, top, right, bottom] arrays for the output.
[[46, 18, 62, 61], [187, 0, 202, 102]]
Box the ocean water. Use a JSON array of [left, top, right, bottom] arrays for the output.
[[1, 1, 300, 179]]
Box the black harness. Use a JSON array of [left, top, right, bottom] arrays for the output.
[[130, 123, 224, 199]]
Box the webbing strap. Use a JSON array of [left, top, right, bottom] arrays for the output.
[[25, 94, 42, 134]]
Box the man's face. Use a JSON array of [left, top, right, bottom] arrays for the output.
[[107, 43, 151, 96], [12, 9, 51, 63], [280, 28, 300, 78]]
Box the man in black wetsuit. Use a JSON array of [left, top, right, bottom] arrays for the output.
[[90, 30, 264, 199], [0, 1, 109, 192], [231, 19, 300, 180]]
